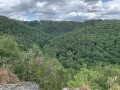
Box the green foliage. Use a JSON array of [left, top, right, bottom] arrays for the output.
[[66, 64, 120, 90], [0, 16, 51, 50], [67, 64, 103, 89], [24, 21, 83, 37], [93, 64, 120, 89], [0, 35, 68, 90], [0, 35, 21, 64], [43, 22, 120, 70], [13, 45, 68, 90], [24, 19, 103, 37], [106, 76, 120, 90], [0, 16, 104, 50], [1, 16, 120, 90]]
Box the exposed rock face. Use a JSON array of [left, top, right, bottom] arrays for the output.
[[62, 87, 91, 90], [0, 82, 40, 90]]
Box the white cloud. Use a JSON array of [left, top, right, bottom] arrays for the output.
[[0, 0, 20, 10], [34, 0, 102, 21], [87, 0, 103, 12], [97, 0, 120, 19], [103, 0, 120, 14], [8, 13, 30, 21], [56, 12, 98, 21], [0, 0, 120, 21], [36, 1, 47, 8]]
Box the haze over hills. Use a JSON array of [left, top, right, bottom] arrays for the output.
[[0, 16, 120, 90]]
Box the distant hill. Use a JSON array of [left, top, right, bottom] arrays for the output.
[[23, 19, 103, 37], [1, 15, 120, 90], [0, 16, 104, 50], [0, 16, 51, 50], [24, 21, 83, 37], [43, 21, 120, 69]]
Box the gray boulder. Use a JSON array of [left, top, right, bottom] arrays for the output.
[[0, 82, 41, 90]]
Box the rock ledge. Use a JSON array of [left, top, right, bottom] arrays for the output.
[[0, 82, 40, 90]]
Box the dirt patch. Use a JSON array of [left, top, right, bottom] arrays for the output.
[[0, 68, 19, 84]]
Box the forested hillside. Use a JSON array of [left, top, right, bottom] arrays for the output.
[[0, 16, 120, 90], [43, 22, 120, 69], [0, 16, 103, 50], [23, 19, 103, 37], [0, 34, 67, 90], [0, 16, 51, 50]]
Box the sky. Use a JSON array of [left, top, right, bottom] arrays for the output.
[[0, 0, 120, 21]]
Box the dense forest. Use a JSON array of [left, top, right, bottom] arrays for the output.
[[0, 16, 120, 90], [43, 22, 120, 69]]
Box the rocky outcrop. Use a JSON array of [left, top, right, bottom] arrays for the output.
[[62, 87, 91, 90], [0, 68, 40, 90], [0, 82, 40, 90]]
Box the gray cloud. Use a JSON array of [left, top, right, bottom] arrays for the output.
[[84, 0, 100, 5], [84, 0, 99, 2], [0, 0, 119, 21]]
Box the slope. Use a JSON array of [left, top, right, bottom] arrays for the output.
[[0, 16, 51, 50], [23, 19, 103, 37], [43, 21, 120, 69]]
